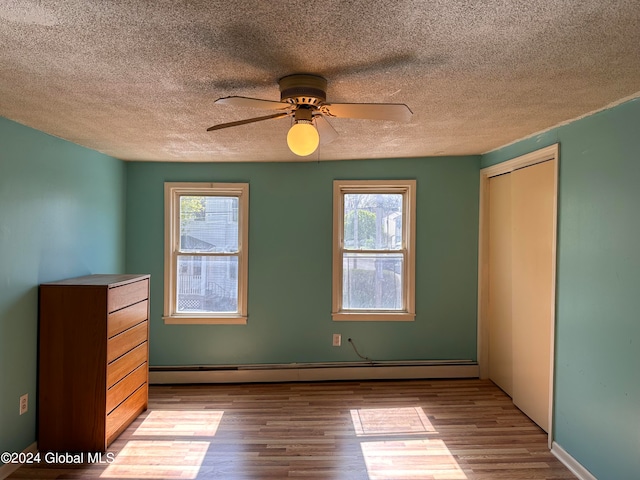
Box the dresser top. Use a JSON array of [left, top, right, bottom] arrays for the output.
[[41, 274, 149, 288]]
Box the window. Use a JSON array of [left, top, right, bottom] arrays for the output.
[[332, 180, 416, 321], [164, 182, 248, 324]]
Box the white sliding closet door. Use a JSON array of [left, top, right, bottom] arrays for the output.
[[511, 160, 555, 432], [488, 173, 513, 396]]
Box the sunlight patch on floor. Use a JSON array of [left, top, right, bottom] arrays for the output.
[[351, 406, 466, 479], [100, 440, 209, 479], [350, 406, 436, 436], [133, 410, 224, 436], [360, 439, 467, 480]]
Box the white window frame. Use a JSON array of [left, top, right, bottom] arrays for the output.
[[332, 180, 416, 321], [163, 182, 249, 325]]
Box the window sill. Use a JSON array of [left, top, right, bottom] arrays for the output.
[[163, 315, 247, 325], [332, 312, 415, 322]]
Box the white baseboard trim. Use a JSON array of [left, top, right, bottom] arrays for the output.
[[0, 442, 37, 480], [551, 441, 597, 480], [149, 362, 479, 384]]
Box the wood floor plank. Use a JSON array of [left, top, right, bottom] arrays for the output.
[[9, 379, 576, 479]]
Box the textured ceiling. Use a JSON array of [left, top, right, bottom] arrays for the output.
[[1, 0, 639, 162]]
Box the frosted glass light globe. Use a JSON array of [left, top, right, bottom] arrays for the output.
[[287, 122, 320, 156]]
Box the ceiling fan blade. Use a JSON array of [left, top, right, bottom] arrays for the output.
[[215, 96, 290, 111], [207, 112, 290, 131], [322, 103, 413, 122], [314, 115, 339, 145]]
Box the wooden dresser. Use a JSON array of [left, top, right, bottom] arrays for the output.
[[38, 274, 150, 452]]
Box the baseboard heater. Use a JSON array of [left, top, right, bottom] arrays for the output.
[[149, 360, 479, 384]]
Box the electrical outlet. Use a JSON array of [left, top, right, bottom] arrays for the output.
[[19, 394, 28, 415], [332, 333, 341, 347]]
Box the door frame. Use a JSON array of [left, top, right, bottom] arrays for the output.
[[477, 143, 559, 446]]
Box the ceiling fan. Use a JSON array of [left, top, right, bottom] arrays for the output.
[[207, 74, 413, 156]]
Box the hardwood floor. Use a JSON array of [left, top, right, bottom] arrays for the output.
[[9, 379, 576, 479]]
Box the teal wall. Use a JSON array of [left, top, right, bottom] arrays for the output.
[[482, 98, 640, 479], [0, 118, 126, 460], [125, 157, 480, 366]]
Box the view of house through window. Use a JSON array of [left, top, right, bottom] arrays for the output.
[[333, 180, 416, 321], [343, 193, 404, 310], [178, 195, 239, 314]]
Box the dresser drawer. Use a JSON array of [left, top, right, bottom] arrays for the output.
[[108, 300, 148, 338], [107, 321, 147, 363], [106, 383, 148, 446], [106, 363, 147, 414], [107, 342, 147, 388], [108, 279, 149, 313]]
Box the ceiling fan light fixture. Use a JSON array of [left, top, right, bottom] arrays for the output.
[[208, 74, 412, 156]]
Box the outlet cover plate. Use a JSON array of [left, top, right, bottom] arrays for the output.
[[19, 393, 28, 415]]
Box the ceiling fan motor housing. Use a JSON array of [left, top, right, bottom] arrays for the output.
[[279, 74, 327, 106]]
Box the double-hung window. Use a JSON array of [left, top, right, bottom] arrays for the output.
[[164, 182, 249, 324], [332, 180, 416, 321]]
